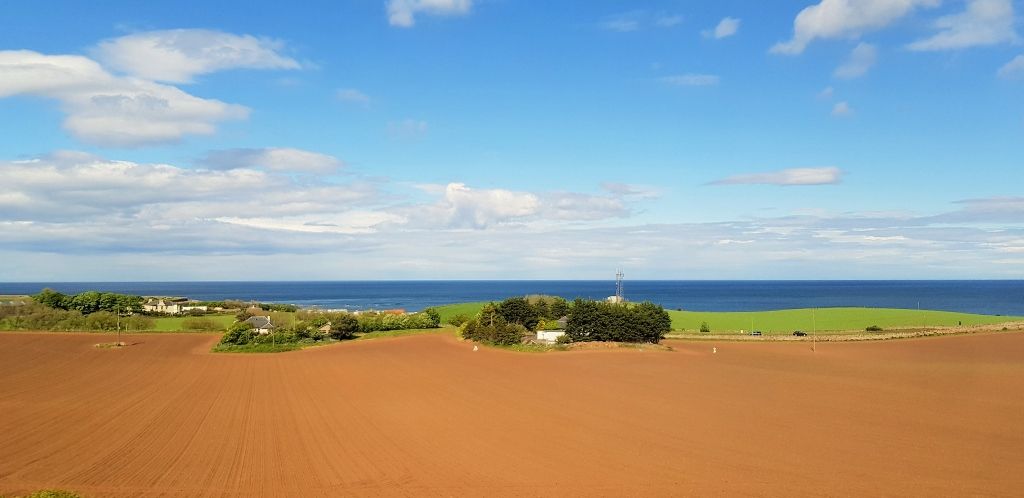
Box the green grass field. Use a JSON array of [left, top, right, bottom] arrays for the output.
[[354, 326, 459, 341], [152, 314, 236, 332], [434, 302, 1022, 334], [435, 301, 490, 324]]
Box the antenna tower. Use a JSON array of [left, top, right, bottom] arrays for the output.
[[615, 269, 624, 302]]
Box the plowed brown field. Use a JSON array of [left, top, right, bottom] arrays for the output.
[[1, 332, 1022, 497]]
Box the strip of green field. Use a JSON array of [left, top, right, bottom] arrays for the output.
[[152, 314, 237, 331], [433, 302, 1022, 334]]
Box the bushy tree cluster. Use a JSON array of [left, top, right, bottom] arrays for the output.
[[461, 306, 527, 346], [487, 295, 569, 332], [32, 289, 144, 315], [565, 299, 671, 343], [0, 303, 153, 331]]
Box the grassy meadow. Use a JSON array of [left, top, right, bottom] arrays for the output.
[[434, 302, 1023, 334], [152, 314, 238, 332]]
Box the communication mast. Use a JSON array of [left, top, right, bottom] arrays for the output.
[[615, 269, 624, 303]]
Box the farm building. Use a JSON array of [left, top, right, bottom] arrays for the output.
[[536, 316, 568, 342], [245, 316, 276, 335], [142, 298, 208, 314]]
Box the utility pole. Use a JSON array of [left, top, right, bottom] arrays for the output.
[[116, 304, 121, 345], [812, 308, 816, 353]]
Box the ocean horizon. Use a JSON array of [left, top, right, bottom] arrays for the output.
[[2, 280, 1022, 316]]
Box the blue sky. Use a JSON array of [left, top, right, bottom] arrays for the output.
[[1, 0, 1022, 280]]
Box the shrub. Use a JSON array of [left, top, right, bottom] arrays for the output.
[[328, 313, 359, 340], [461, 316, 525, 346], [555, 333, 572, 345], [866, 325, 883, 332], [220, 322, 255, 345], [25, 491, 82, 498], [182, 317, 223, 332], [700, 321, 711, 333], [447, 313, 471, 326]]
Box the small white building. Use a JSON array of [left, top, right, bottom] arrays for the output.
[[536, 329, 566, 342], [142, 298, 208, 314]]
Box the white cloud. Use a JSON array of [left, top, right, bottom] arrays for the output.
[[908, 0, 1018, 51], [600, 182, 661, 199], [410, 183, 540, 229], [818, 86, 835, 99], [659, 74, 720, 86], [387, 118, 429, 139], [337, 88, 371, 105], [998, 55, 1024, 78], [831, 101, 854, 117], [387, 0, 472, 28], [711, 167, 844, 186], [92, 29, 301, 83], [199, 148, 344, 174], [771, 0, 940, 55], [703, 17, 741, 39], [2, 153, 1022, 279], [834, 42, 877, 78], [0, 50, 248, 147]]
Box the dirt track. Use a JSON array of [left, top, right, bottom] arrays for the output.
[[1, 332, 1022, 497]]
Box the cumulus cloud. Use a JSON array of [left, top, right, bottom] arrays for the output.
[[771, 0, 940, 55], [834, 42, 877, 78], [659, 74, 720, 86], [711, 167, 844, 186], [387, 0, 472, 27], [907, 0, 1018, 51], [998, 55, 1024, 78], [199, 148, 344, 174], [0, 50, 248, 147], [92, 29, 301, 83], [337, 88, 371, 105], [703, 17, 741, 39], [831, 101, 854, 117]]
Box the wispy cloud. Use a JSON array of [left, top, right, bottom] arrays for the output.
[[337, 88, 371, 106], [834, 42, 877, 79], [659, 73, 720, 86], [710, 167, 844, 186], [703, 17, 740, 39], [998, 55, 1024, 78], [387, 0, 472, 28], [831, 101, 853, 117], [600, 11, 683, 32], [907, 0, 1018, 51], [199, 148, 344, 174], [387, 118, 429, 139]]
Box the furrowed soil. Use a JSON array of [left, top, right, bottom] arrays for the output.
[[1, 332, 1022, 497]]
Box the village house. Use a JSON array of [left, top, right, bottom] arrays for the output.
[[245, 315, 276, 335]]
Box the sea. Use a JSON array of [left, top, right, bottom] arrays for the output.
[[2, 281, 1023, 316]]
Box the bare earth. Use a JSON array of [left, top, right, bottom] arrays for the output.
[[1, 332, 1022, 497]]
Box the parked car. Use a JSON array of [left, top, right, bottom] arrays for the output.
[[751, 330, 762, 336], [793, 330, 807, 336]]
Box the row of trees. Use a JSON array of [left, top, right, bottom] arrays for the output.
[[219, 309, 442, 347], [0, 303, 154, 331], [33, 289, 144, 315]]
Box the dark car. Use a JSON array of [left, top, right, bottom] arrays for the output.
[[751, 330, 762, 336], [793, 330, 807, 336]]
